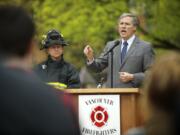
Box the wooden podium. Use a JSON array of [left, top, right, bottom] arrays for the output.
[[66, 88, 144, 134]]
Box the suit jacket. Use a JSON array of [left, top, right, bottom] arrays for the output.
[[87, 36, 155, 88], [0, 64, 80, 134]]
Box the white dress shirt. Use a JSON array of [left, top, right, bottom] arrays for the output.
[[121, 35, 135, 52]]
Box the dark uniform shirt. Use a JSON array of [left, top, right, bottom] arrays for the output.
[[34, 56, 80, 88]]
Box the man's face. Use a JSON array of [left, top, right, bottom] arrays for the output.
[[47, 44, 63, 60], [118, 16, 136, 40]]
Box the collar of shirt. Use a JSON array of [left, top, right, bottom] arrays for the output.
[[121, 35, 136, 52]]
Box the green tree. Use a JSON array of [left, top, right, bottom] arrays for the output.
[[32, 0, 128, 68], [131, 0, 180, 50], [2, 0, 179, 68]]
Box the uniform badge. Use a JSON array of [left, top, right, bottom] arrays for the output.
[[42, 64, 47, 69]]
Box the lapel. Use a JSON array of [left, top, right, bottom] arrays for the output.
[[119, 36, 139, 70]]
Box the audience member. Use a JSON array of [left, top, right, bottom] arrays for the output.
[[125, 52, 180, 135], [0, 5, 80, 134]]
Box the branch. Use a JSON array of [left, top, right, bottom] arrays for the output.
[[138, 27, 180, 50]]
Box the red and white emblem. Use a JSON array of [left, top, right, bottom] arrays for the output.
[[90, 106, 108, 127]]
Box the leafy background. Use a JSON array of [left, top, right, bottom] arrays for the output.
[[0, 0, 179, 85]]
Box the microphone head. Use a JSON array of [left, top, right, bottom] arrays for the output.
[[104, 40, 120, 55], [114, 40, 120, 45]]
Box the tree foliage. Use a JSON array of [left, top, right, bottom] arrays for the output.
[[133, 0, 180, 49], [31, 0, 128, 68], [0, 0, 179, 69]]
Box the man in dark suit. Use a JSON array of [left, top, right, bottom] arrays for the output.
[[0, 5, 80, 134], [84, 13, 155, 88]]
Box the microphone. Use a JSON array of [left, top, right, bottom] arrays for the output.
[[104, 40, 120, 56]]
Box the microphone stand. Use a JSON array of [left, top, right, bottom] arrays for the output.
[[110, 51, 114, 88], [104, 40, 120, 88]]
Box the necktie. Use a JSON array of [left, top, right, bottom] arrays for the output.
[[121, 41, 128, 63]]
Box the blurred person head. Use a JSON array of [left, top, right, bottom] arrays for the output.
[[0, 5, 81, 134], [0, 5, 35, 69], [143, 52, 180, 135], [0, 5, 35, 58], [118, 13, 139, 40], [41, 29, 68, 61], [144, 52, 180, 113]]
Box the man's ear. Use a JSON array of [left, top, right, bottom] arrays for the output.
[[115, 21, 120, 32], [133, 26, 137, 32]]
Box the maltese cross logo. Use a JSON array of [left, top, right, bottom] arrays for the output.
[[90, 106, 108, 127]]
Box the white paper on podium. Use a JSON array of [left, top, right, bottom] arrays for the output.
[[79, 95, 120, 135]]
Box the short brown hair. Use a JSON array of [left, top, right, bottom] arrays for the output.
[[118, 13, 139, 27]]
